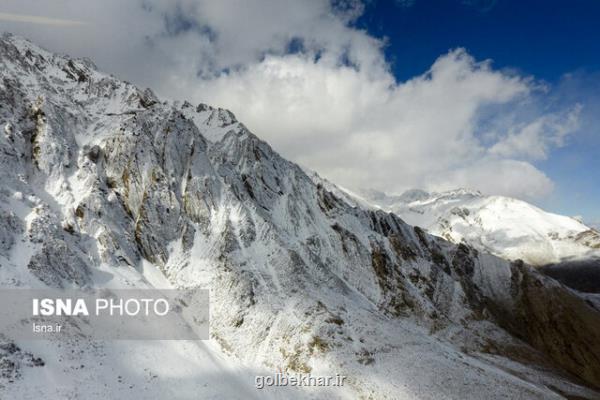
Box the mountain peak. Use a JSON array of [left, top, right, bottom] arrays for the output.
[[352, 186, 599, 265]]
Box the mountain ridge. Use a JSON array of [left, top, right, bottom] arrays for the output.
[[1, 33, 600, 399], [338, 186, 600, 266]]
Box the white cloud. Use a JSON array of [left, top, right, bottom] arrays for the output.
[[0, 0, 581, 200], [191, 48, 564, 199], [429, 159, 555, 199], [488, 105, 581, 160]]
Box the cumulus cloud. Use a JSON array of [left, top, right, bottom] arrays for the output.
[[192, 48, 568, 199], [0, 0, 582, 200]]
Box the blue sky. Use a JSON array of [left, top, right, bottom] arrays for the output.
[[357, 0, 600, 221], [358, 0, 600, 82], [1, 0, 598, 222]]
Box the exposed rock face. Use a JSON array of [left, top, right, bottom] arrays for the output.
[[0, 210, 20, 255], [0, 339, 44, 388], [1, 33, 600, 399], [27, 240, 90, 288], [513, 266, 600, 388], [480, 260, 600, 387]]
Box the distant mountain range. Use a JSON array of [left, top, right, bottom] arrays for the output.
[[350, 187, 600, 266]]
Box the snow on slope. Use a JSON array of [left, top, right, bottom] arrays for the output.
[[2, 33, 600, 400], [350, 188, 600, 266]]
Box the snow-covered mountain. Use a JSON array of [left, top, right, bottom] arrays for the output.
[[2, 33, 600, 399], [350, 187, 600, 266]]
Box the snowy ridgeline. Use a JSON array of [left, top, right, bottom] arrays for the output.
[[318, 183, 600, 266], [1, 33, 600, 399]]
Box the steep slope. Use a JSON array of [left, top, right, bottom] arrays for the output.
[[1, 33, 600, 399], [352, 188, 600, 266]]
